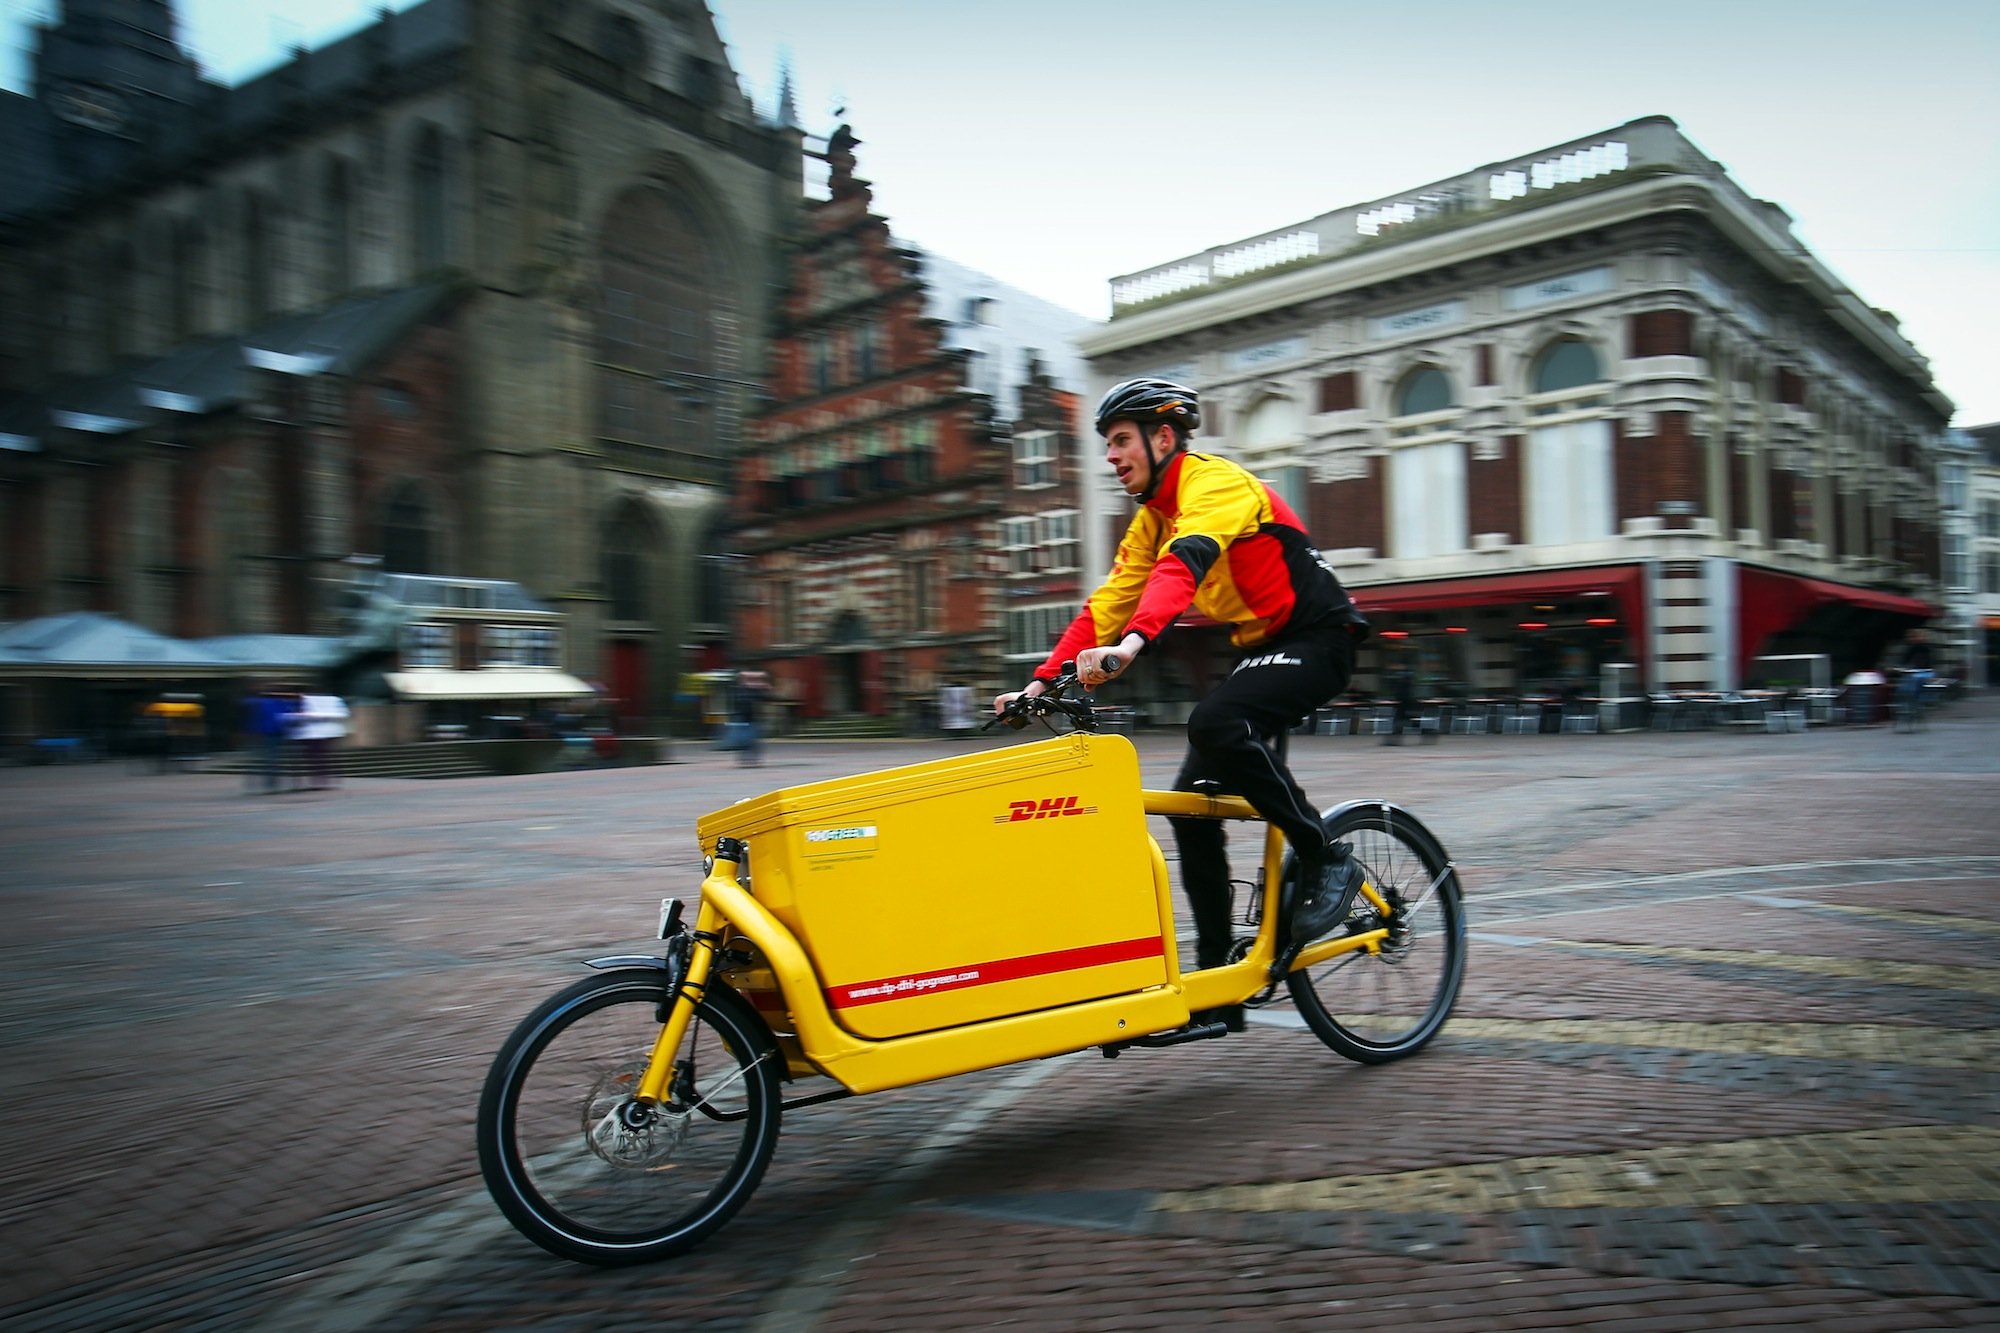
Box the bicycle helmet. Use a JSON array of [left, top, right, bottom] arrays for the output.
[[1093, 378, 1200, 437], [1094, 378, 1199, 501]]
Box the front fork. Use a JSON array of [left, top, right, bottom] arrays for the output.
[[635, 896, 727, 1105]]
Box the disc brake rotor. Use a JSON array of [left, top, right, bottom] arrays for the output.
[[581, 1065, 692, 1169]]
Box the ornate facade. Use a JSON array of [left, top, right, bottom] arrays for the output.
[[1081, 117, 1956, 698], [733, 129, 1089, 726], [0, 0, 800, 726]]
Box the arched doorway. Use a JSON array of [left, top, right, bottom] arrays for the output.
[[601, 498, 656, 728], [826, 609, 871, 715]]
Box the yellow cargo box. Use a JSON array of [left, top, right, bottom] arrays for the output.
[[694, 733, 1172, 1040]]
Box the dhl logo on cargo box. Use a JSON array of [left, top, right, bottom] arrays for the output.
[[800, 823, 878, 856], [993, 794, 1098, 824]]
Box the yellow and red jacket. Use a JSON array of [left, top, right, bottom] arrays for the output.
[[1036, 450, 1365, 681]]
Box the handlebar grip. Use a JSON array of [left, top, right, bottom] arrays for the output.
[[1102, 653, 1123, 675]]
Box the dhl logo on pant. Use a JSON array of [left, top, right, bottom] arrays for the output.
[[994, 794, 1098, 823]]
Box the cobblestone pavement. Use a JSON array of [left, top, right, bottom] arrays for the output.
[[1, 698, 1996, 1330]]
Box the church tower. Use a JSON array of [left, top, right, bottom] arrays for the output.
[[31, 0, 204, 179]]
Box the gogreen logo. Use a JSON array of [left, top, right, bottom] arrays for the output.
[[993, 794, 1098, 824]]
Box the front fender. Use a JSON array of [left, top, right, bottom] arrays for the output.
[[584, 954, 669, 970]]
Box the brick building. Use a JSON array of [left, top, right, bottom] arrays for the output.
[[1077, 116, 1957, 708], [0, 0, 800, 729], [732, 127, 1089, 728]]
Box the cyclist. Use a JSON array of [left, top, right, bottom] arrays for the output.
[[994, 378, 1372, 1024], [1893, 627, 1935, 731]]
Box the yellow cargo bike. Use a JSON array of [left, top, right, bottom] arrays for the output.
[[477, 663, 1467, 1264]]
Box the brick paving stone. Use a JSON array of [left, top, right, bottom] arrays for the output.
[[1, 701, 1996, 1328]]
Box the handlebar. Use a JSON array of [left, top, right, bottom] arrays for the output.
[[985, 657, 1121, 734]]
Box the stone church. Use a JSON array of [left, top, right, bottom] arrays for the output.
[[0, 0, 802, 725]]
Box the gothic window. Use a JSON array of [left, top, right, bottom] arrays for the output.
[[595, 187, 727, 457], [596, 11, 648, 78], [381, 485, 435, 574], [323, 155, 354, 299], [694, 526, 728, 627], [104, 240, 134, 362], [243, 192, 272, 324], [172, 219, 204, 341], [602, 499, 653, 623], [214, 468, 268, 634], [411, 125, 450, 274]]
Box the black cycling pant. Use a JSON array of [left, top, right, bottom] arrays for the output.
[[1167, 621, 1356, 969]]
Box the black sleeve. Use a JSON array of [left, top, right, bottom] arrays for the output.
[[1165, 534, 1222, 587]]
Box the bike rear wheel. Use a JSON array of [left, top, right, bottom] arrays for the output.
[[477, 968, 781, 1265], [1285, 806, 1467, 1064]]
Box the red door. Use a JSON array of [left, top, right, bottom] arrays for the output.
[[608, 639, 647, 730]]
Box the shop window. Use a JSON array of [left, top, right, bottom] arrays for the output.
[[403, 622, 452, 668], [483, 624, 559, 667]]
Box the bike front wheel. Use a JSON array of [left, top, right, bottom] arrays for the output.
[[1286, 806, 1467, 1064], [477, 968, 782, 1265]]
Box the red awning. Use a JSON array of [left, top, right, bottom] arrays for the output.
[[1736, 566, 1935, 678], [1349, 565, 1644, 616]]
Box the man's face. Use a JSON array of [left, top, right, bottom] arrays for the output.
[[1104, 420, 1173, 496]]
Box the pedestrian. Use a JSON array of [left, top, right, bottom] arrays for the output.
[[940, 681, 975, 738], [993, 378, 1372, 1031], [292, 690, 351, 789], [1382, 660, 1418, 745], [136, 697, 170, 773], [732, 670, 772, 766], [241, 683, 295, 794]]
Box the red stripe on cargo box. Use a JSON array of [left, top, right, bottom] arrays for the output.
[[827, 936, 1165, 1009]]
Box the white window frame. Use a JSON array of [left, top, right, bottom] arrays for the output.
[[1000, 515, 1036, 577], [403, 622, 452, 668], [1013, 430, 1056, 490], [1005, 602, 1075, 661]]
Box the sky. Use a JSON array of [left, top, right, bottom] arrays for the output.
[[5, 0, 1996, 424]]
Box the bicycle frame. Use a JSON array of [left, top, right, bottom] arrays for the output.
[[633, 766, 1393, 1102]]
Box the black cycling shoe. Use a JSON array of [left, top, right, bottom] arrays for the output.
[[1290, 841, 1363, 946], [1193, 1004, 1245, 1033]]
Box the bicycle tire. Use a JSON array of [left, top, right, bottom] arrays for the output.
[[477, 968, 782, 1265], [1284, 804, 1467, 1064]]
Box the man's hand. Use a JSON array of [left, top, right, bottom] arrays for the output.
[[992, 680, 1046, 716], [1077, 635, 1144, 688]]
